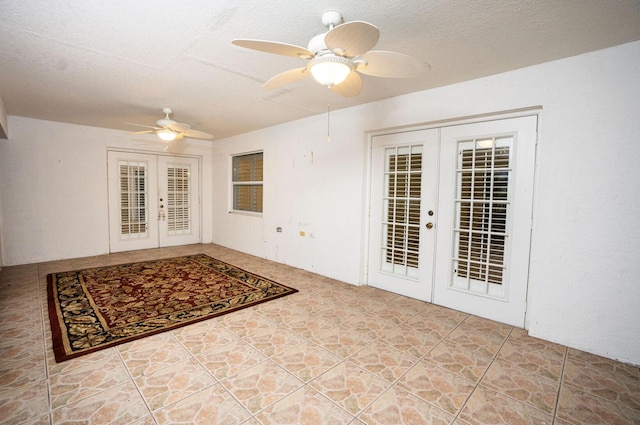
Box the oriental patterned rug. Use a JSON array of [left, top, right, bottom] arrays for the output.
[[47, 254, 297, 362]]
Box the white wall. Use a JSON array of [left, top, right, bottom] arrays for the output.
[[1, 41, 638, 365], [212, 41, 640, 365], [0, 118, 214, 265]]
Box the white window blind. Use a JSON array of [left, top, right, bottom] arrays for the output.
[[453, 137, 512, 293], [232, 152, 263, 213], [119, 161, 149, 238], [167, 164, 191, 235], [381, 145, 422, 277]]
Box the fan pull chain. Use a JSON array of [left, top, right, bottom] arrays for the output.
[[327, 104, 331, 143]]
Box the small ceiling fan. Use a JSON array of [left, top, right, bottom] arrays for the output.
[[232, 10, 430, 97], [127, 108, 213, 142]]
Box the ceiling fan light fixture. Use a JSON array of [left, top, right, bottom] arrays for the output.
[[157, 129, 178, 142], [308, 55, 354, 87]]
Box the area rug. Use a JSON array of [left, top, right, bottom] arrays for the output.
[[47, 254, 298, 362]]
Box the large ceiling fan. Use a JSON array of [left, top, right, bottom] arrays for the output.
[[127, 108, 213, 142], [232, 10, 430, 97]]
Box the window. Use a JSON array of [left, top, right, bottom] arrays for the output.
[[383, 145, 422, 275], [232, 152, 263, 213], [119, 161, 149, 238], [166, 164, 192, 235], [453, 137, 512, 288]]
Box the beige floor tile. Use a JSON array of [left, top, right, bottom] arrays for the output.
[[498, 337, 565, 381], [217, 307, 278, 337], [47, 348, 118, 377], [0, 379, 50, 425], [460, 315, 513, 338], [256, 386, 355, 425], [349, 340, 418, 383], [372, 302, 426, 325], [556, 384, 640, 425], [271, 341, 343, 383], [481, 359, 560, 414], [0, 323, 44, 349], [404, 311, 461, 340], [52, 381, 150, 424], [358, 385, 454, 425], [280, 313, 337, 339], [196, 339, 268, 381], [310, 325, 375, 358], [172, 319, 238, 355], [397, 359, 476, 415], [118, 333, 192, 377], [242, 326, 306, 358], [344, 314, 398, 340], [378, 324, 441, 358], [445, 325, 507, 358], [309, 360, 390, 415], [11, 414, 52, 425], [49, 354, 131, 409], [458, 386, 552, 425], [253, 300, 309, 325], [563, 355, 640, 410], [221, 359, 303, 414], [0, 353, 46, 388], [134, 358, 216, 411], [423, 341, 492, 382], [567, 348, 640, 382], [153, 383, 251, 425]]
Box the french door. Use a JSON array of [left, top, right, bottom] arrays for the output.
[[368, 129, 439, 301], [107, 151, 201, 253], [368, 115, 537, 327]]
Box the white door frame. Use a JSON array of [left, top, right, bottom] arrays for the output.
[[364, 108, 540, 328]]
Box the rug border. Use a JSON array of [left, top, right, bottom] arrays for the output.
[[47, 254, 298, 363]]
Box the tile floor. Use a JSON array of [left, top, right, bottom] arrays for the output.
[[1, 244, 639, 424]]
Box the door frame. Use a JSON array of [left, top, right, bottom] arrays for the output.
[[363, 107, 541, 328], [106, 148, 203, 253]]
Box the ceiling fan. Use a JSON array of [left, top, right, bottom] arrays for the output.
[[127, 108, 213, 142], [232, 10, 430, 97]]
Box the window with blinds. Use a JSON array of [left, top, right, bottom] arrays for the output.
[[119, 161, 149, 238], [381, 145, 422, 277], [232, 152, 263, 213], [453, 137, 512, 292], [167, 165, 191, 235]]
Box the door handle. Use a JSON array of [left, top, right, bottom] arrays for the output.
[[426, 222, 434, 229]]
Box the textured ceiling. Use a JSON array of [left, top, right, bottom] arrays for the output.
[[1, 0, 639, 140]]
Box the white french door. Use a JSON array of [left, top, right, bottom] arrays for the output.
[[368, 115, 537, 327], [107, 151, 200, 253], [367, 129, 439, 301]]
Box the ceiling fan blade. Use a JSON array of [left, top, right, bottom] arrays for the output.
[[183, 129, 214, 139], [232, 39, 313, 59], [263, 67, 310, 90], [124, 122, 159, 130], [324, 21, 380, 57], [167, 122, 191, 133], [128, 130, 155, 135], [330, 71, 362, 97], [356, 50, 431, 78]]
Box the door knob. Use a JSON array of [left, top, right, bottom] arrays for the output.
[[426, 222, 434, 229]]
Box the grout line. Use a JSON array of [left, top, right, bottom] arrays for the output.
[[450, 325, 514, 422], [551, 348, 569, 425]]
